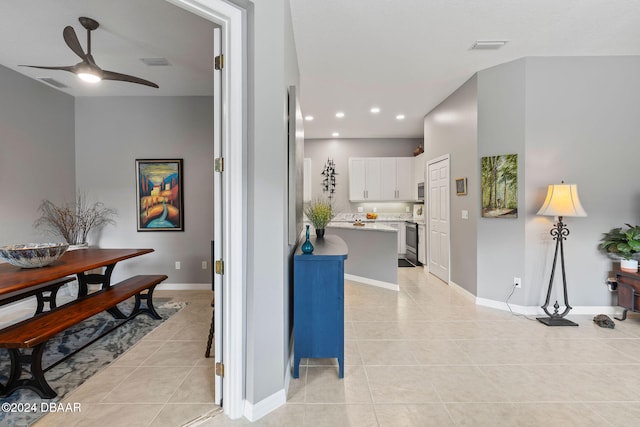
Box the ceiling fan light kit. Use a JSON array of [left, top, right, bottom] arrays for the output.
[[21, 16, 158, 88]]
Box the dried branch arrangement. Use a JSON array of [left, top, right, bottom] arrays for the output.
[[34, 193, 117, 245]]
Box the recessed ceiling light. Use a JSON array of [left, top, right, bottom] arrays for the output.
[[335, 111, 345, 118], [332, 132, 340, 137], [370, 107, 381, 114], [304, 115, 314, 121], [396, 114, 405, 120], [471, 40, 508, 50]]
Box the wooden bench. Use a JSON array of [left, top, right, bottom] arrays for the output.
[[0, 274, 167, 398], [0, 276, 75, 315]]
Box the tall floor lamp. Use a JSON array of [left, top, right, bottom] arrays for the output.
[[536, 183, 587, 326]]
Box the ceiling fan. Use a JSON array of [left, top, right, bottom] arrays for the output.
[[21, 17, 159, 88]]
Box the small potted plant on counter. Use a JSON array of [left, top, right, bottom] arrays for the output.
[[304, 197, 335, 238], [599, 224, 640, 272], [34, 192, 117, 249]]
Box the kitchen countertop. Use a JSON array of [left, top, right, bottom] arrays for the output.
[[327, 222, 396, 233], [331, 212, 412, 222]]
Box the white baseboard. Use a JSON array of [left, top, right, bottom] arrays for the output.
[[447, 280, 620, 316], [476, 297, 621, 316], [448, 280, 476, 303], [344, 274, 399, 291], [243, 389, 286, 422]]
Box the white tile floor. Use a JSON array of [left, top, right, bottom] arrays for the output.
[[16, 267, 640, 425], [33, 289, 218, 426], [200, 267, 640, 426]]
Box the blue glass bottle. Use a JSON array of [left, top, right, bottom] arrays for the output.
[[301, 225, 314, 254]]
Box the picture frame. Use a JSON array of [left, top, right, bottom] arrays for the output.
[[455, 177, 467, 196], [136, 159, 184, 231], [481, 154, 518, 218]]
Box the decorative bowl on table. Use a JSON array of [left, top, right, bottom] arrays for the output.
[[0, 243, 69, 268]]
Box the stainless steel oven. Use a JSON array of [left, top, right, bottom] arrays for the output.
[[405, 221, 418, 266]]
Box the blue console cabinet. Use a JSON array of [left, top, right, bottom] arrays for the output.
[[293, 235, 348, 378]]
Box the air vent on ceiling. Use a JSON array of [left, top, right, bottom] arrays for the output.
[[471, 40, 508, 50], [38, 77, 69, 88], [140, 57, 171, 66]]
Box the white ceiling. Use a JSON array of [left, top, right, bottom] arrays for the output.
[[0, 0, 214, 97], [2, 1, 640, 139], [289, 0, 640, 139]]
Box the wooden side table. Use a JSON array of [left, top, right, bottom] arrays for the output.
[[614, 270, 640, 320], [293, 235, 348, 379]]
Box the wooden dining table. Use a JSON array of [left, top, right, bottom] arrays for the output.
[[0, 248, 154, 317]]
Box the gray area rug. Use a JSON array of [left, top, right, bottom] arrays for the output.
[[0, 299, 186, 426]]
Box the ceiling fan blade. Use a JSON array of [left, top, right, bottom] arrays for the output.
[[20, 65, 75, 72], [102, 70, 159, 88], [63, 26, 87, 60]]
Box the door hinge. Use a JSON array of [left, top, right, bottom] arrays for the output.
[[214, 157, 224, 173], [214, 55, 224, 70], [215, 362, 224, 377], [215, 259, 224, 275]]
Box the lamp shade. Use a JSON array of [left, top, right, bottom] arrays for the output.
[[537, 183, 587, 217]]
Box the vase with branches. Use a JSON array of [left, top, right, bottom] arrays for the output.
[[34, 193, 117, 246]]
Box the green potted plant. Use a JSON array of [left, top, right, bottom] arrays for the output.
[[304, 197, 335, 238], [34, 192, 117, 248], [599, 223, 640, 272]]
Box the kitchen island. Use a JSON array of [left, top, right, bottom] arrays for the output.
[[326, 222, 398, 291]]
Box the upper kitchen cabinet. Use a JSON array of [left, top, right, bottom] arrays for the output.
[[380, 158, 413, 201], [304, 158, 312, 202], [349, 157, 413, 201], [349, 158, 382, 201]]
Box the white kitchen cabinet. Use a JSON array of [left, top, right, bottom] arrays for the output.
[[350, 157, 412, 201], [380, 158, 413, 201], [303, 158, 312, 202], [418, 224, 426, 264], [396, 157, 414, 200], [349, 158, 381, 201], [387, 222, 406, 256]]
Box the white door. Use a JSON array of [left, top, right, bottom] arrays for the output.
[[173, 0, 246, 418], [212, 26, 224, 406], [428, 156, 450, 283]]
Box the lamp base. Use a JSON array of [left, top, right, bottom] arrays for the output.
[[536, 317, 578, 327]]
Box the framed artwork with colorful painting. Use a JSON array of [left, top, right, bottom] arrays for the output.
[[136, 159, 184, 231]]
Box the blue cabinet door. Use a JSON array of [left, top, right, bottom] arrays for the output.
[[293, 235, 347, 379]]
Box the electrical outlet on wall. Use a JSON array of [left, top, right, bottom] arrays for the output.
[[514, 277, 522, 288], [175, 261, 181, 270]]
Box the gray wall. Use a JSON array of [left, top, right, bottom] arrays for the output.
[[0, 65, 76, 245], [522, 56, 640, 307], [429, 56, 640, 309], [477, 60, 526, 303], [423, 76, 479, 295], [244, 0, 300, 406], [74, 96, 214, 285], [304, 138, 420, 213]]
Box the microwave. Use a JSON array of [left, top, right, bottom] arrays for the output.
[[417, 182, 425, 201]]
